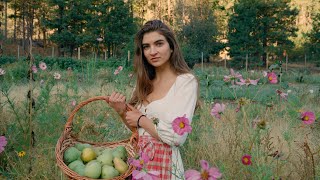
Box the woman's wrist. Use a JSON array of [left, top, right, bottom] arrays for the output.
[[137, 114, 146, 128], [117, 108, 126, 116]]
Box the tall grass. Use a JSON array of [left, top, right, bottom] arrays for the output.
[[0, 60, 319, 179]]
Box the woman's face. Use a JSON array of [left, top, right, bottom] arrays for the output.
[[142, 31, 172, 69]]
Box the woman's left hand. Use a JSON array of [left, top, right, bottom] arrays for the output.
[[125, 104, 144, 127]]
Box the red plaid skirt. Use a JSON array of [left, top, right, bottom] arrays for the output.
[[138, 135, 172, 180]]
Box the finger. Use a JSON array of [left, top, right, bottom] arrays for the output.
[[114, 92, 121, 100], [119, 95, 126, 102], [126, 104, 136, 111], [116, 94, 123, 101], [109, 92, 116, 102], [110, 92, 116, 98]]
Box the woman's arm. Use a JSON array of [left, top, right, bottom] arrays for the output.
[[108, 92, 134, 131], [156, 74, 198, 146], [125, 104, 160, 140]]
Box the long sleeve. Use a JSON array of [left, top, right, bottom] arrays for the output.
[[156, 74, 198, 146]]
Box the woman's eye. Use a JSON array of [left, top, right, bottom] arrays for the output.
[[156, 43, 163, 47], [143, 46, 149, 50]]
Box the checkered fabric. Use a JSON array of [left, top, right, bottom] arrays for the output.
[[139, 135, 172, 180]]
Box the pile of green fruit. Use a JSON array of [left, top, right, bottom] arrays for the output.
[[63, 143, 129, 179]]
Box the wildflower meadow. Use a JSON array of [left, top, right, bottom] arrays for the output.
[[0, 57, 319, 179]]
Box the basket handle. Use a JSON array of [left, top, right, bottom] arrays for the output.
[[64, 96, 137, 134]]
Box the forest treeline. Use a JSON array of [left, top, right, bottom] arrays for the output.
[[0, 0, 319, 67]]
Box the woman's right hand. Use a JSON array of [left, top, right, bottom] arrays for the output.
[[108, 92, 126, 115]]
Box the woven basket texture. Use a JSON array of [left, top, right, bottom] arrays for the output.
[[55, 96, 138, 180]]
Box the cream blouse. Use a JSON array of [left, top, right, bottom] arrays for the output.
[[137, 73, 198, 179]]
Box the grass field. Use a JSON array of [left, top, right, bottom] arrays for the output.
[[0, 59, 319, 179]]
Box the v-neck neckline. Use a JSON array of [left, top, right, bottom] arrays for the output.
[[142, 75, 180, 108]]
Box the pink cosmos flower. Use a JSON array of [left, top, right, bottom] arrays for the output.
[[70, 100, 76, 107], [114, 69, 119, 75], [300, 111, 316, 125], [262, 71, 268, 77], [241, 155, 252, 165], [185, 160, 222, 180], [276, 90, 288, 100], [132, 169, 160, 180], [211, 103, 226, 119], [31, 65, 38, 73], [0, 68, 5, 75], [223, 68, 242, 85], [172, 115, 192, 135], [39, 62, 47, 70], [118, 66, 123, 71], [0, 136, 8, 153], [53, 72, 61, 80], [130, 152, 150, 170], [236, 78, 259, 86], [267, 72, 278, 84]]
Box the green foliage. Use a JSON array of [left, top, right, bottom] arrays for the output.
[[179, 0, 223, 65], [304, 12, 320, 62], [228, 0, 299, 65], [44, 0, 136, 58], [0, 56, 18, 65], [44, 0, 92, 56]]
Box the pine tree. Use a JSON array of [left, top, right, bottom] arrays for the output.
[[227, 0, 298, 66]]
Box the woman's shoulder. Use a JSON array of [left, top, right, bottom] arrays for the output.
[[177, 73, 196, 80], [176, 73, 198, 86]]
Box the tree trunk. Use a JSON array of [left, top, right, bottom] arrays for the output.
[[4, 1, 7, 39], [27, 3, 34, 44], [107, 44, 111, 58], [262, 25, 268, 66], [13, 6, 17, 41], [23, 13, 26, 51], [167, 0, 171, 23]]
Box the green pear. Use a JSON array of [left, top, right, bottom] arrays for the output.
[[101, 165, 120, 179], [74, 143, 92, 151], [112, 149, 127, 161], [97, 152, 113, 166], [113, 157, 128, 174]]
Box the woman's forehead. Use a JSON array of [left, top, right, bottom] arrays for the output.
[[142, 31, 166, 44]]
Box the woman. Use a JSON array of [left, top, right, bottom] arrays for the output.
[[109, 20, 198, 179]]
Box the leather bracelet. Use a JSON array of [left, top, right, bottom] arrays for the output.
[[137, 115, 146, 128]]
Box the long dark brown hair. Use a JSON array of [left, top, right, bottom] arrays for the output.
[[130, 20, 191, 105]]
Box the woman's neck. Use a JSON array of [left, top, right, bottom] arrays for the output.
[[154, 65, 176, 82]]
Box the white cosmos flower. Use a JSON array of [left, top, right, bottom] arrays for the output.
[[54, 72, 61, 80]]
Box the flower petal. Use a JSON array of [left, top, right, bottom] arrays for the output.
[[208, 167, 222, 178], [185, 169, 201, 180], [200, 160, 210, 170]]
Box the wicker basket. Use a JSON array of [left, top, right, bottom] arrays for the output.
[[55, 96, 138, 180]]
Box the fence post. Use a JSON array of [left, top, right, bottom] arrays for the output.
[[266, 53, 269, 69], [78, 47, 80, 60], [304, 54, 307, 69], [201, 52, 204, 71], [104, 50, 107, 61], [17, 45, 20, 60], [52, 47, 54, 57], [245, 54, 248, 71], [286, 54, 288, 72], [128, 50, 130, 62]]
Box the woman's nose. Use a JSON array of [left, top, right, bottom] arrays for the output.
[[150, 46, 157, 55]]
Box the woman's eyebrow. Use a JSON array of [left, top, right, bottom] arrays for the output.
[[142, 39, 165, 46]]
